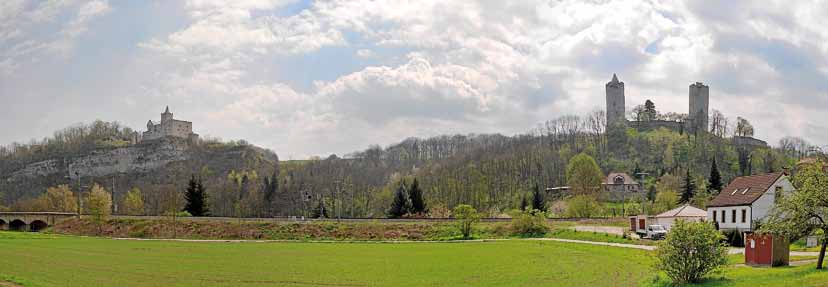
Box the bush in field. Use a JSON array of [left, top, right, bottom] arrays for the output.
[[86, 184, 112, 235], [565, 195, 601, 218], [655, 220, 728, 284], [510, 209, 549, 237], [427, 204, 452, 218], [453, 204, 480, 239]]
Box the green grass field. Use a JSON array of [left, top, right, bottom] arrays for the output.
[[4, 231, 828, 287], [0, 232, 652, 287]]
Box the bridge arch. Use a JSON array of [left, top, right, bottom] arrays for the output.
[[8, 219, 27, 231], [29, 220, 48, 232]]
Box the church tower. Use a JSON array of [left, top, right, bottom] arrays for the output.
[[606, 74, 626, 129], [688, 82, 709, 134], [161, 106, 173, 123]]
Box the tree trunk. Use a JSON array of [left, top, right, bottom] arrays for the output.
[[817, 238, 827, 270]]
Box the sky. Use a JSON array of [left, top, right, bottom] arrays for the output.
[[1, 0, 827, 160]]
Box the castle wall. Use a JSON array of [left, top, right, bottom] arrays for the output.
[[733, 136, 768, 148], [631, 120, 684, 133]]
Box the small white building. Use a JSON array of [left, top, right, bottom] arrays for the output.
[[653, 205, 707, 230], [629, 205, 707, 233], [707, 172, 795, 233]]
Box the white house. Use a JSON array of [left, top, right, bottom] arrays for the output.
[[707, 172, 795, 233], [653, 205, 707, 230]]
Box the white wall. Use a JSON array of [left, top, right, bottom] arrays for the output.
[[655, 217, 706, 230], [708, 206, 752, 231], [752, 176, 795, 222]]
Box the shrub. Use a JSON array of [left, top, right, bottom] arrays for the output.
[[427, 204, 452, 218], [655, 220, 728, 284], [510, 209, 549, 237], [453, 205, 480, 239], [565, 195, 601, 218]]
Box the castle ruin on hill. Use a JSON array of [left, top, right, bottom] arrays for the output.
[[140, 106, 199, 143], [606, 74, 708, 135], [605, 74, 767, 149]]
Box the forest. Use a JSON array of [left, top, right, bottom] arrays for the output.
[[0, 104, 822, 218]]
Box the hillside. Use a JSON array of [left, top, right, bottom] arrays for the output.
[[0, 121, 279, 217], [273, 117, 814, 218], [1, 117, 817, 219]]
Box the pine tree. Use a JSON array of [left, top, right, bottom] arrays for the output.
[[680, 169, 696, 204], [388, 182, 410, 218], [520, 193, 528, 211], [183, 175, 208, 216], [531, 184, 546, 212], [647, 185, 657, 202], [311, 198, 328, 218], [408, 178, 426, 214], [262, 172, 278, 216], [708, 158, 723, 195], [643, 100, 657, 121]]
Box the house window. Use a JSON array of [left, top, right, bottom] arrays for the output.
[[732, 209, 736, 223], [741, 209, 746, 223], [713, 211, 717, 222], [721, 210, 725, 223]]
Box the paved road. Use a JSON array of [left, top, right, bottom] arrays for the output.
[[572, 225, 626, 235]]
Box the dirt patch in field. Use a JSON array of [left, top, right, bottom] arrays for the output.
[[0, 281, 23, 287]]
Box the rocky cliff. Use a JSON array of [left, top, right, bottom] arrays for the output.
[[0, 137, 278, 205]]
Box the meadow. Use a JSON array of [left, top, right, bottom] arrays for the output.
[[0, 232, 652, 287], [3, 231, 828, 287]]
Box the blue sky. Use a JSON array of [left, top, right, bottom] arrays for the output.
[[1, 0, 827, 159]]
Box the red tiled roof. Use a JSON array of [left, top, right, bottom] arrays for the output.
[[707, 172, 784, 207]]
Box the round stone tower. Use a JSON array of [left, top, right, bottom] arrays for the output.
[[606, 74, 626, 129], [688, 82, 709, 134], [161, 106, 173, 123]]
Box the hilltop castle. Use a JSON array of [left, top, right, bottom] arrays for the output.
[[140, 107, 199, 143], [606, 74, 708, 134]]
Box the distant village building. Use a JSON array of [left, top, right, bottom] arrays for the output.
[[706, 172, 795, 233], [629, 204, 707, 232], [651, 205, 707, 230], [547, 172, 643, 202], [141, 106, 199, 143], [603, 172, 642, 201]]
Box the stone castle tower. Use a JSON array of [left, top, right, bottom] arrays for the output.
[[604, 74, 710, 137], [605, 74, 626, 129], [688, 82, 709, 134], [141, 106, 199, 143]]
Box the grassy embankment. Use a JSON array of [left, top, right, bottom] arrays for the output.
[[0, 232, 651, 287], [50, 217, 642, 244]]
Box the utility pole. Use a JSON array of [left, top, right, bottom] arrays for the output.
[[111, 176, 117, 215], [636, 172, 650, 215], [75, 172, 82, 216]]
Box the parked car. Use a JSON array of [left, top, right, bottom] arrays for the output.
[[640, 225, 667, 240]]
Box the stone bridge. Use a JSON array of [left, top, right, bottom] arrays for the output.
[[0, 212, 77, 232]]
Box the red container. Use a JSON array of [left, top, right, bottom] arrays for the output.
[[745, 233, 789, 267]]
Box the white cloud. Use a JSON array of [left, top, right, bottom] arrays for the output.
[[0, 0, 111, 74], [5, 0, 828, 158]]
